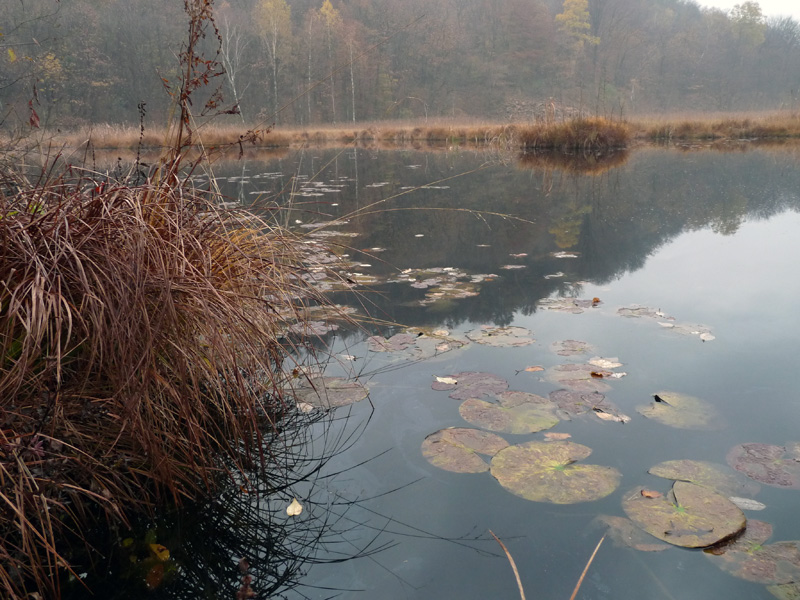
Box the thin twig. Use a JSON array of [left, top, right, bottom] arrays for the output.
[[489, 529, 526, 600], [568, 534, 606, 600]]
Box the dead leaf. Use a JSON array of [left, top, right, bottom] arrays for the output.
[[641, 489, 662, 498], [436, 376, 458, 385], [286, 498, 303, 516], [524, 366, 544, 373], [544, 432, 572, 440]]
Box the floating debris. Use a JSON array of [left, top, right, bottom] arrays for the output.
[[465, 325, 535, 347]]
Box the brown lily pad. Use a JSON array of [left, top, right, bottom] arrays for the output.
[[459, 391, 559, 434], [726, 443, 800, 489], [549, 389, 630, 423], [551, 339, 593, 356], [431, 372, 509, 400], [547, 364, 612, 393], [490, 440, 621, 504], [294, 377, 369, 409], [465, 325, 535, 347], [636, 391, 721, 430], [421, 428, 509, 473], [649, 459, 761, 497], [622, 481, 746, 548], [706, 520, 800, 585]]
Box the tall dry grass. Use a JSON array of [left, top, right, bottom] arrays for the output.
[[0, 161, 332, 597], [518, 117, 631, 151]]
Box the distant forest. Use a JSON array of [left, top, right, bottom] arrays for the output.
[[2, 0, 799, 129]]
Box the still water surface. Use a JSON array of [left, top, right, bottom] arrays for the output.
[[214, 146, 800, 599]]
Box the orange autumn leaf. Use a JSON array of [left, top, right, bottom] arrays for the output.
[[641, 489, 662, 498]]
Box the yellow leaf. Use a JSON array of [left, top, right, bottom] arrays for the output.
[[8, 48, 17, 63], [148, 543, 170, 562], [286, 498, 303, 516]]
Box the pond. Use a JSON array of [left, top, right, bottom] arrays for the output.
[[99, 144, 800, 599]]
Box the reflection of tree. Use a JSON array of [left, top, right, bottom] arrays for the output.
[[212, 147, 800, 331]]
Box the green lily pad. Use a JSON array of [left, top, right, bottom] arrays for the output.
[[490, 440, 621, 504], [593, 515, 670, 552], [726, 443, 800, 489], [421, 428, 510, 473], [636, 391, 721, 430], [294, 377, 369, 409], [769, 583, 800, 600], [431, 372, 509, 400], [551, 339, 593, 356], [465, 325, 534, 347], [622, 481, 746, 548], [706, 520, 800, 584], [459, 391, 559, 434], [649, 459, 761, 497]]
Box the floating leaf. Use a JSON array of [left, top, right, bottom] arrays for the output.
[[422, 428, 509, 473], [490, 440, 621, 504], [544, 432, 572, 440], [148, 544, 170, 562], [523, 365, 544, 373], [286, 498, 303, 516], [431, 371, 509, 400], [294, 377, 368, 409], [459, 391, 559, 434], [436, 376, 458, 385], [706, 520, 800, 584], [551, 339, 592, 356], [726, 443, 800, 489], [367, 333, 417, 352], [465, 325, 534, 347], [729, 497, 767, 511], [649, 459, 761, 497], [594, 515, 670, 552], [588, 357, 624, 370], [636, 391, 721, 430], [641, 490, 662, 498], [367, 329, 467, 361], [622, 481, 745, 548], [145, 564, 165, 590]]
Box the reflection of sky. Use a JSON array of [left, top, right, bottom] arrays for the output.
[[304, 210, 800, 599]]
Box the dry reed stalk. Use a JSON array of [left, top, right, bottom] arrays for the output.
[[489, 530, 526, 600], [0, 164, 338, 597], [568, 534, 606, 600]]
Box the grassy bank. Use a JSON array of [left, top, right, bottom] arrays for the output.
[[28, 110, 800, 154]]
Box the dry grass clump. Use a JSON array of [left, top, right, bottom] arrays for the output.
[[0, 163, 324, 598], [634, 110, 800, 141], [518, 118, 631, 151]]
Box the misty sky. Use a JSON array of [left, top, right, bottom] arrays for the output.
[[699, 0, 800, 20]]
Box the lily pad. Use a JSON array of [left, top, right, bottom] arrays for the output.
[[459, 391, 560, 434], [726, 443, 800, 489], [706, 520, 800, 584], [769, 583, 800, 600], [368, 329, 468, 361], [551, 339, 592, 356], [549, 389, 629, 422], [421, 428, 509, 473], [537, 297, 599, 314], [649, 459, 761, 497], [431, 372, 509, 400], [622, 481, 746, 548], [636, 391, 721, 430], [593, 515, 670, 552], [547, 364, 612, 393], [294, 377, 369, 409], [490, 440, 621, 504], [465, 325, 535, 347]]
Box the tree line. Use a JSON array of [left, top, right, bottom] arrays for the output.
[[1, 0, 799, 130]]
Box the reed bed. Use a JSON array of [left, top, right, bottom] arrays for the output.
[[518, 117, 631, 151], [0, 161, 330, 598], [632, 110, 800, 141]]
